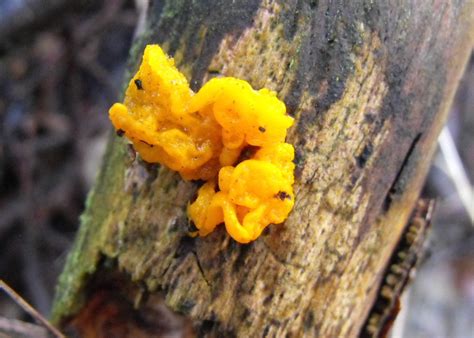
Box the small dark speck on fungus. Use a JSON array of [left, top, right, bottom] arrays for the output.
[[140, 140, 153, 147], [188, 221, 198, 232], [276, 191, 291, 200], [258, 126, 266, 133], [134, 79, 144, 90]]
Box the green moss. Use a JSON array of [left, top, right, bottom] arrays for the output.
[[162, 0, 186, 19], [51, 135, 131, 323], [51, 34, 155, 321]]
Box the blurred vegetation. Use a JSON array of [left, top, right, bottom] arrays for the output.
[[0, 0, 137, 319]]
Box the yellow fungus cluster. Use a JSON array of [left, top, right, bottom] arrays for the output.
[[109, 45, 295, 243]]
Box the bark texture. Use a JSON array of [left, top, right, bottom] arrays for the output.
[[52, 1, 474, 337]]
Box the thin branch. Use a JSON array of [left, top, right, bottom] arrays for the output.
[[0, 280, 65, 338], [0, 316, 49, 338], [438, 127, 474, 224], [390, 287, 411, 338]]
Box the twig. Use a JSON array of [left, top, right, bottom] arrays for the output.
[[438, 127, 474, 224], [0, 280, 65, 338], [0, 316, 49, 338], [73, 0, 125, 43], [134, 0, 149, 38], [389, 288, 410, 338]]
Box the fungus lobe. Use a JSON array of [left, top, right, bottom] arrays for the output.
[[109, 45, 295, 243]]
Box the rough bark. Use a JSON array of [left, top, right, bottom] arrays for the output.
[[51, 1, 474, 337]]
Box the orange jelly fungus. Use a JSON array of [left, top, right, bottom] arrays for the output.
[[109, 45, 295, 243]]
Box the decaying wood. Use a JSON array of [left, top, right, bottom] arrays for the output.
[[362, 199, 435, 337], [51, 1, 474, 337]]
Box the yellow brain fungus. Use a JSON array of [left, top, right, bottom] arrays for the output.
[[109, 45, 295, 243]]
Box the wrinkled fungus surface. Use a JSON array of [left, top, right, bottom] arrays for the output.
[[109, 45, 295, 243]]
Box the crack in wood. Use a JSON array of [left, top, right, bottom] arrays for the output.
[[383, 133, 422, 211], [192, 251, 211, 288]]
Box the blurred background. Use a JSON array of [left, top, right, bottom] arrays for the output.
[[0, 0, 138, 322], [0, 1, 472, 337]]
